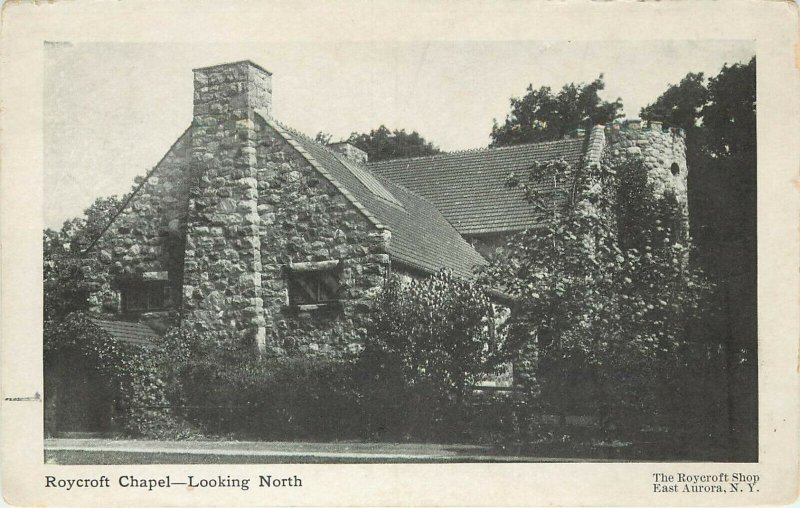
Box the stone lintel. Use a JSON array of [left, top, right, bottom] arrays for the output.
[[142, 271, 169, 281], [288, 259, 341, 272]]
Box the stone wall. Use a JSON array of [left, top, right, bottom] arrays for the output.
[[255, 121, 389, 357], [85, 128, 192, 330], [86, 61, 392, 356], [604, 120, 689, 242]]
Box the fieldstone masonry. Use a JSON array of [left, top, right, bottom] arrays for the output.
[[253, 119, 389, 356], [606, 120, 689, 233], [84, 61, 688, 359], [85, 129, 192, 331], [183, 61, 272, 350], [606, 120, 688, 203]]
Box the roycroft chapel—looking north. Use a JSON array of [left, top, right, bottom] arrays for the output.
[[83, 60, 688, 356]]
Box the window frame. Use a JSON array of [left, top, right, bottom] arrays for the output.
[[285, 261, 345, 309]]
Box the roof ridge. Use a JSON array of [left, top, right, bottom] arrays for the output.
[[368, 137, 585, 166], [270, 120, 446, 210], [272, 120, 318, 146]]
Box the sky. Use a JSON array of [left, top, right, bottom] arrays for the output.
[[44, 40, 754, 229]]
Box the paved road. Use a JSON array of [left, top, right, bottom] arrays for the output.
[[44, 438, 607, 464]]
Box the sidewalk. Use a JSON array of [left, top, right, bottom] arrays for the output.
[[44, 438, 604, 464]]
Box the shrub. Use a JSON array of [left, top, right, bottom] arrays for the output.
[[359, 270, 504, 440], [480, 155, 718, 447], [43, 312, 180, 438], [153, 328, 362, 440]]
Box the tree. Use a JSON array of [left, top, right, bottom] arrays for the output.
[[491, 76, 623, 147], [314, 131, 333, 145], [44, 195, 123, 320], [480, 155, 718, 452], [345, 125, 441, 161], [360, 270, 501, 439], [640, 72, 708, 132], [702, 59, 757, 158], [641, 57, 756, 460], [641, 59, 756, 281]]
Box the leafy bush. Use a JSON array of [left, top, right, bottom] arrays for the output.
[[480, 155, 719, 445], [44, 312, 180, 438], [359, 270, 504, 440], [153, 328, 362, 440]]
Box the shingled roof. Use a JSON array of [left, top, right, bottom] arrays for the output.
[[268, 120, 488, 279], [88, 318, 157, 347], [369, 138, 589, 235]]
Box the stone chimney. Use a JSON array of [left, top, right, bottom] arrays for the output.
[[328, 141, 368, 164], [193, 60, 272, 121], [183, 61, 272, 352]]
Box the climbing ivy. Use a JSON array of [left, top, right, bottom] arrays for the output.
[[43, 312, 181, 438], [479, 154, 720, 449]]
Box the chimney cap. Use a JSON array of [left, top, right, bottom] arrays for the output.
[[192, 60, 273, 76], [328, 141, 369, 163]]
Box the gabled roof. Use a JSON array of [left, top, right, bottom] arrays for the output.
[[268, 120, 487, 279], [368, 138, 588, 235], [88, 318, 157, 347]]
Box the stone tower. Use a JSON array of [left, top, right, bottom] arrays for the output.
[[604, 119, 689, 211], [596, 120, 690, 241]]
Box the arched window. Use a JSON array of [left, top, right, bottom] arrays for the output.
[[670, 163, 681, 176]]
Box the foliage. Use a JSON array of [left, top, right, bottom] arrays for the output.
[[44, 195, 124, 320], [639, 72, 708, 132], [43, 229, 92, 320], [360, 270, 503, 439], [314, 131, 333, 145], [479, 156, 717, 443], [491, 76, 623, 147], [641, 57, 756, 289], [640, 58, 756, 262], [701, 58, 757, 158], [43, 312, 181, 438], [151, 328, 362, 440], [641, 58, 756, 459], [345, 125, 441, 161]]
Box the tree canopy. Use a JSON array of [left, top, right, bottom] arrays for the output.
[[491, 76, 623, 147], [642, 56, 756, 460], [343, 125, 442, 162], [639, 72, 708, 133], [317, 126, 442, 162], [641, 58, 756, 159], [640, 57, 756, 302]]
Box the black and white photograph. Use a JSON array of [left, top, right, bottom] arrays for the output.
[[1, 1, 798, 506], [42, 40, 757, 463]]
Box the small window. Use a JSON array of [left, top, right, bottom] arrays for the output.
[[670, 163, 680, 176], [122, 281, 169, 312], [288, 267, 343, 306]]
